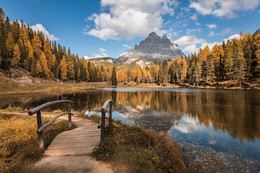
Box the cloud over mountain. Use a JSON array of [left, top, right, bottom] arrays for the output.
[[85, 0, 177, 40]]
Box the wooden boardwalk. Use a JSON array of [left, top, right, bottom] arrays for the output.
[[23, 117, 113, 173]]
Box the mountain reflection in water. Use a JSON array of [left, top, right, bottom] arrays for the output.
[[1, 88, 260, 164]]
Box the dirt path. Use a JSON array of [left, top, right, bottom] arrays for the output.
[[9, 112, 115, 173]]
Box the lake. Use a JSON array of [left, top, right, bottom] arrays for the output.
[[1, 87, 260, 171]]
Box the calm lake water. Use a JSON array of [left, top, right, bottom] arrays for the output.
[[1, 87, 260, 171]]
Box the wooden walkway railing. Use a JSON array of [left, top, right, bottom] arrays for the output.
[[99, 99, 113, 145], [28, 100, 73, 149]]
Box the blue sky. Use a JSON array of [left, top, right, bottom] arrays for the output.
[[1, 0, 260, 58]]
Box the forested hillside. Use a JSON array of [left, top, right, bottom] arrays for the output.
[[0, 7, 260, 87], [0, 8, 110, 82]]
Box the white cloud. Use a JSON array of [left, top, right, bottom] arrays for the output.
[[208, 27, 232, 36], [175, 35, 206, 46], [83, 56, 93, 59], [174, 116, 205, 133], [123, 44, 132, 49], [183, 44, 199, 53], [186, 28, 201, 34], [31, 24, 59, 41], [201, 34, 240, 49], [85, 0, 177, 40], [223, 34, 240, 42], [201, 42, 220, 50], [190, 0, 260, 18], [208, 31, 215, 37], [84, 48, 110, 59], [94, 53, 109, 57], [99, 48, 107, 52], [190, 13, 198, 20], [179, 33, 240, 54], [206, 24, 217, 29]]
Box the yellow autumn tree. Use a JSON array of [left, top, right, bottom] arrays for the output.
[[136, 67, 142, 84], [35, 60, 42, 75], [198, 45, 210, 64], [254, 35, 260, 76], [43, 39, 54, 75], [180, 58, 187, 84], [12, 43, 21, 67], [0, 51, 2, 65], [19, 25, 29, 43], [67, 53, 75, 80], [32, 34, 42, 58], [118, 67, 127, 83], [25, 40, 34, 71], [39, 51, 51, 78], [210, 44, 224, 65], [60, 55, 68, 81]]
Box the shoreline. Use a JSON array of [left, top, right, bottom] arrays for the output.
[[0, 81, 259, 95]]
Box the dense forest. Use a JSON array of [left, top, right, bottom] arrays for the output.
[[0, 8, 260, 86]]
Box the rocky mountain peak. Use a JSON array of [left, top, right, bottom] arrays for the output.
[[117, 32, 185, 63]]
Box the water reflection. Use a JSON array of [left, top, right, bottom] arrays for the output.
[[1, 88, 260, 163]]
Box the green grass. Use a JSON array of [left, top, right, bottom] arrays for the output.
[[0, 113, 73, 172], [82, 115, 187, 173]]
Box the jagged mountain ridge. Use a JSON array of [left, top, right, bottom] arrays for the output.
[[117, 32, 185, 63]]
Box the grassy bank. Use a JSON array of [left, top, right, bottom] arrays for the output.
[[0, 82, 110, 95], [0, 113, 72, 172], [1, 79, 259, 96], [118, 79, 260, 90], [83, 115, 187, 173]]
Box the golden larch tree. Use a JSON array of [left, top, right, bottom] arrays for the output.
[[32, 34, 42, 58], [60, 55, 68, 81], [12, 43, 21, 67]]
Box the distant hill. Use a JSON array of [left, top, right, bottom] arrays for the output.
[[117, 32, 185, 64], [86, 57, 118, 64]]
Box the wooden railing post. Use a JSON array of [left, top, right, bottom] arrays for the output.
[[100, 108, 106, 145], [109, 102, 113, 135], [68, 103, 72, 128], [36, 111, 44, 149]]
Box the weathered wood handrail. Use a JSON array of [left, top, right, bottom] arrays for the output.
[[28, 100, 73, 149], [100, 99, 113, 145]]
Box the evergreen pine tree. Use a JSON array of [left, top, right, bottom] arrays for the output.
[[233, 39, 246, 86], [0, 30, 7, 69], [67, 52, 75, 80], [111, 66, 117, 86], [224, 40, 233, 80], [162, 60, 168, 83], [254, 35, 260, 76], [11, 20, 20, 42], [0, 51, 2, 65], [3, 16, 11, 38], [0, 8, 5, 24], [4, 32, 14, 69]]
